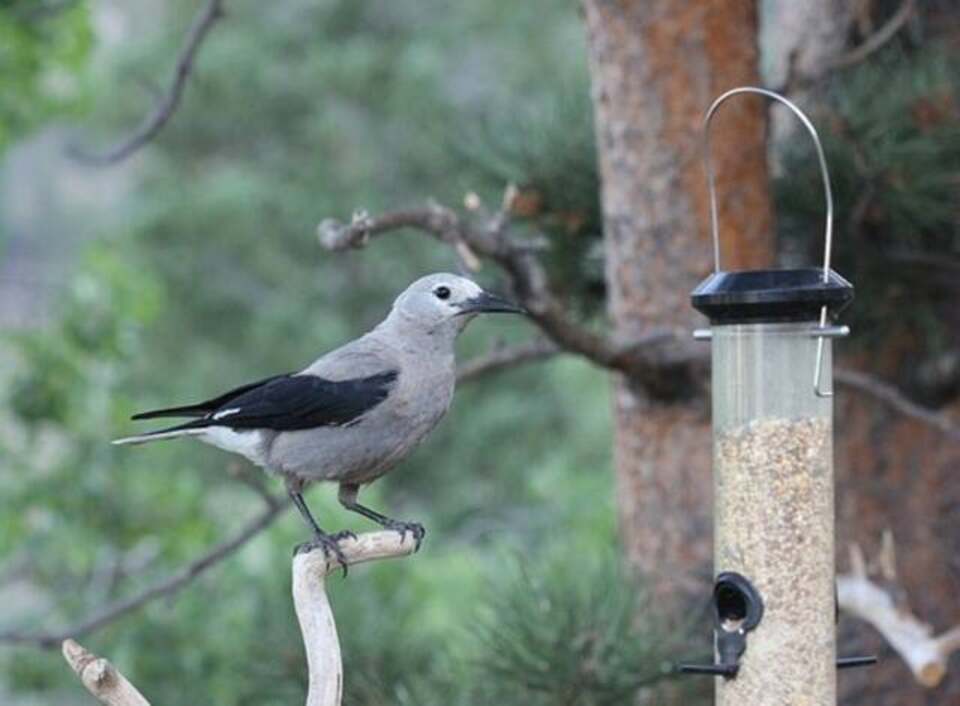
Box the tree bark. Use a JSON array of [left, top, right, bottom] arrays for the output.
[[581, 0, 774, 602]]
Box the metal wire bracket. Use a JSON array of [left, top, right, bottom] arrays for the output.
[[702, 86, 845, 397]]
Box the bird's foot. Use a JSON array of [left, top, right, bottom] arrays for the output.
[[331, 529, 357, 542], [294, 532, 350, 577], [382, 519, 426, 551]]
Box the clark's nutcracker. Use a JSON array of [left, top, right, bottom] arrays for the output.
[[114, 273, 524, 568]]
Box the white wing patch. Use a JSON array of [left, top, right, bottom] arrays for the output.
[[200, 426, 267, 466], [212, 407, 241, 420]]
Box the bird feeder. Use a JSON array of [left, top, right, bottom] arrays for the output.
[[686, 88, 856, 705]]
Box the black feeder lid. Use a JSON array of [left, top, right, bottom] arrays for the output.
[[691, 267, 854, 325]]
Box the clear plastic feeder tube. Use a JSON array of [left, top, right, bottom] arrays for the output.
[[712, 321, 835, 705]]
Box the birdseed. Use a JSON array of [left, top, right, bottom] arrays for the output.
[[715, 416, 835, 706]]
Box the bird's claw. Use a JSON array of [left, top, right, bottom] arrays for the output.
[[332, 529, 358, 542], [383, 520, 426, 551], [294, 532, 351, 577]]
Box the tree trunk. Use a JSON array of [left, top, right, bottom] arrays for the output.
[[581, 0, 774, 602]]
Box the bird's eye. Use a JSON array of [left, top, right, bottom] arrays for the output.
[[434, 286, 451, 300]]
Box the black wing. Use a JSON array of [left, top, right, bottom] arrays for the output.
[[135, 371, 399, 433], [131, 373, 291, 420]]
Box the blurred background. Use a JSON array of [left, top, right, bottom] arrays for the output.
[[0, 1, 957, 705]]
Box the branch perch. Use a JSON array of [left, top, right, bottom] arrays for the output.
[[60, 532, 415, 706], [293, 532, 417, 706], [838, 533, 960, 687]]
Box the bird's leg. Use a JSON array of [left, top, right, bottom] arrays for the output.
[[288, 489, 354, 540], [338, 483, 426, 551], [288, 486, 350, 576]]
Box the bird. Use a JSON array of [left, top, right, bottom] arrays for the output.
[[113, 273, 525, 571]]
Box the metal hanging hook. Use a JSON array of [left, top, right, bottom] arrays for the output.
[[702, 86, 839, 397], [703, 87, 834, 280]]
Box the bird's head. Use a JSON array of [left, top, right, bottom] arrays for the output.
[[389, 273, 526, 337]]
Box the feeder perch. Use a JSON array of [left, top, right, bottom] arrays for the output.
[[677, 572, 764, 679]]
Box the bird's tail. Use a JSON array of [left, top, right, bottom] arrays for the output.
[[112, 427, 206, 446]]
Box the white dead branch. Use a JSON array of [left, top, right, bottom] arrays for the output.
[[61, 531, 416, 706], [62, 639, 151, 706], [293, 531, 416, 706], [837, 531, 960, 687]]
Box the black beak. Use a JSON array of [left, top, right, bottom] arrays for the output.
[[456, 290, 527, 315]]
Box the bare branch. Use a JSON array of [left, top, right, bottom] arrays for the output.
[[58, 532, 415, 706], [318, 205, 472, 253], [835, 368, 960, 443], [72, 0, 226, 165], [839, 534, 960, 687], [317, 200, 694, 388], [62, 639, 151, 706], [457, 339, 561, 383], [827, 0, 916, 72], [294, 532, 417, 706], [0, 497, 288, 649], [319, 204, 960, 413]]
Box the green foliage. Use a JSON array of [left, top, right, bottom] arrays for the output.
[[0, 0, 92, 153], [468, 553, 676, 706], [336, 551, 690, 706], [776, 44, 960, 372], [5, 2, 955, 700], [465, 87, 596, 207], [8, 245, 163, 424], [460, 82, 605, 312], [1, 3, 696, 704], [458, 37, 960, 397]]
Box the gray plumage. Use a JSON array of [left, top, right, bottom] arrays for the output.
[[114, 273, 524, 565]]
